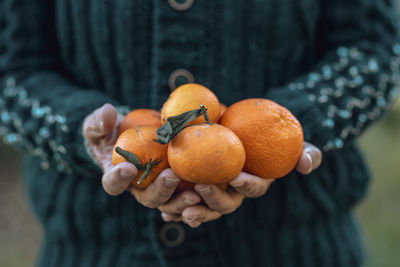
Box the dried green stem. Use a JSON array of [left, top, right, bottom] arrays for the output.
[[199, 104, 212, 125], [115, 147, 161, 185], [115, 146, 144, 170], [137, 159, 161, 184], [155, 106, 204, 144], [155, 104, 212, 144]]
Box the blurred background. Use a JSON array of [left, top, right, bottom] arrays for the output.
[[0, 100, 399, 267], [2, 3, 400, 265]]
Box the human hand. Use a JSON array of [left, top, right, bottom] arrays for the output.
[[295, 141, 323, 175], [159, 142, 322, 227], [83, 104, 181, 208]]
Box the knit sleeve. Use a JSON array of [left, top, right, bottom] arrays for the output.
[[0, 0, 120, 176], [266, 0, 400, 152]]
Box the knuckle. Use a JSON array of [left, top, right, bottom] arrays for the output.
[[196, 210, 207, 221], [158, 186, 173, 199], [242, 186, 256, 197], [174, 205, 185, 214], [211, 202, 228, 214], [141, 199, 158, 208], [220, 205, 236, 215], [248, 187, 265, 198], [157, 205, 167, 212], [207, 199, 223, 211], [234, 180, 248, 190], [258, 186, 268, 196], [241, 180, 250, 188]]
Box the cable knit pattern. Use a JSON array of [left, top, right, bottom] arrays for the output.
[[1, 0, 400, 267]]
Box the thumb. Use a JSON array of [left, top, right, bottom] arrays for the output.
[[83, 103, 118, 143]]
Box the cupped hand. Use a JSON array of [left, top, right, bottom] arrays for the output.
[[82, 104, 181, 208], [159, 172, 274, 227], [160, 141, 323, 228]]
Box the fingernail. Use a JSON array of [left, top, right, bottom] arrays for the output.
[[230, 182, 244, 188], [184, 211, 197, 221], [187, 217, 197, 222], [120, 169, 134, 180], [196, 185, 212, 196], [183, 198, 198, 205], [306, 153, 313, 174], [164, 177, 180, 188]]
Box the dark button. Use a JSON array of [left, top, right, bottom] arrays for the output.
[[168, 0, 194, 11], [168, 69, 195, 91], [159, 222, 186, 248]]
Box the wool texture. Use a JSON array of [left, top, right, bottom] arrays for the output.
[[1, 0, 400, 266]]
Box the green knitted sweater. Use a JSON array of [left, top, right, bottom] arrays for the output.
[[1, 0, 400, 266]]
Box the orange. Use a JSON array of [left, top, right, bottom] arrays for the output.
[[168, 123, 246, 184], [112, 126, 169, 189], [118, 109, 162, 136], [175, 180, 228, 194], [219, 103, 228, 118], [161, 83, 220, 125], [220, 98, 303, 179]]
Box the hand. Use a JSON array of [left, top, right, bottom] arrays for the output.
[[295, 141, 323, 175], [159, 173, 274, 227], [159, 142, 322, 228], [83, 104, 181, 208]]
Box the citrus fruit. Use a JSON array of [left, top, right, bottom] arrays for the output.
[[168, 123, 246, 184], [220, 98, 303, 179], [118, 109, 162, 136], [112, 126, 169, 189], [219, 103, 228, 118], [161, 83, 220, 125]]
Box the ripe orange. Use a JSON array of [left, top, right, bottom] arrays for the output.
[[175, 180, 228, 194], [112, 126, 169, 189], [161, 83, 220, 125], [168, 123, 246, 184], [118, 109, 162, 136], [219, 103, 228, 118], [220, 98, 303, 179]]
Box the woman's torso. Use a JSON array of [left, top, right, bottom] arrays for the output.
[[25, 1, 369, 266], [54, 0, 320, 108]]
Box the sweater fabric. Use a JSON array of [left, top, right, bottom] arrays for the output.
[[1, 0, 400, 266]]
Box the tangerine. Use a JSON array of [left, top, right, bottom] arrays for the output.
[[112, 126, 169, 189], [168, 123, 245, 184], [220, 98, 303, 179], [219, 103, 228, 118], [118, 109, 162, 136], [161, 83, 220, 125]]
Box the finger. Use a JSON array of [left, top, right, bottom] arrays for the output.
[[229, 172, 274, 198], [130, 168, 180, 208], [102, 162, 138, 196], [161, 212, 182, 222], [182, 205, 222, 228], [296, 142, 323, 175], [83, 103, 117, 143], [194, 184, 244, 214], [158, 191, 201, 214]]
